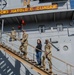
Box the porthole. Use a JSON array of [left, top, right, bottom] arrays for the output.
[[63, 45, 68, 51]]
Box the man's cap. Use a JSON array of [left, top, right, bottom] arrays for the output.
[[45, 39, 49, 43], [22, 30, 26, 32]]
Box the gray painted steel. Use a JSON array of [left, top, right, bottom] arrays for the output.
[[0, 0, 74, 75]]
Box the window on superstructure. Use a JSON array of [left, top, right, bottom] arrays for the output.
[[0, 0, 1, 3], [33, 0, 38, 1], [39, 0, 51, 3], [30, 0, 37, 1], [38, 25, 45, 33], [57, 24, 63, 31]]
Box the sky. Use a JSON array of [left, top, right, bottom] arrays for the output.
[[70, 0, 74, 8]]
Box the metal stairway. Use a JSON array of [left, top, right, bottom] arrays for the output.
[[0, 43, 56, 75]]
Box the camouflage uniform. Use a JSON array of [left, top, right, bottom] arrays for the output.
[[42, 40, 52, 72], [11, 27, 16, 41], [19, 31, 28, 58]]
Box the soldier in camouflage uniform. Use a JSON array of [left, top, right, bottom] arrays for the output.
[[42, 39, 52, 73], [11, 27, 16, 41], [19, 30, 28, 58]]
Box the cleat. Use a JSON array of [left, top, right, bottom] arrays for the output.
[[32, 61, 36, 63], [5, 46, 8, 49], [46, 68, 48, 70], [29, 59, 32, 63], [20, 54, 23, 57], [29, 59, 32, 61], [13, 50, 16, 53], [45, 69, 50, 73], [49, 71, 53, 73], [17, 52, 21, 56]]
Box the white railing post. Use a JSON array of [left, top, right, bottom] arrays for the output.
[[70, 66, 72, 75], [66, 64, 69, 75]]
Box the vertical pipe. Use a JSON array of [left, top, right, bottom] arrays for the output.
[[54, 13, 55, 22], [0, 0, 2, 43], [66, 64, 69, 75], [70, 66, 72, 75], [33, 53, 35, 61], [66, 0, 68, 9], [18, 30, 20, 38], [67, 26, 69, 36], [2, 19, 4, 33], [1, 0, 2, 9], [22, 24, 23, 30], [0, 29, 2, 43]]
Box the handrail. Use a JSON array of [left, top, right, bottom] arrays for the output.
[[0, 44, 50, 75], [6, 33, 45, 52], [2, 25, 73, 34], [30, 43, 74, 68], [6, 33, 74, 68], [52, 55, 74, 67]]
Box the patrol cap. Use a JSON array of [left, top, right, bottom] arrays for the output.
[[45, 39, 49, 44]]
